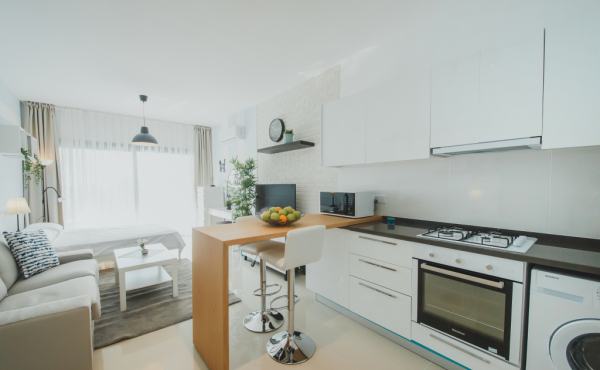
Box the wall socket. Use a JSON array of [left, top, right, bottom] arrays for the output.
[[374, 195, 387, 204]]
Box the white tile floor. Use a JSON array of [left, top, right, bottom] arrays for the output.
[[93, 238, 445, 370]]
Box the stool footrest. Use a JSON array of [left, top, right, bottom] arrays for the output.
[[269, 294, 300, 310], [253, 284, 282, 297]]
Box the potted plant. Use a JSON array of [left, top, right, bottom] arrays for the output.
[[21, 148, 43, 188], [136, 239, 149, 255], [225, 196, 233, 210], [283, 129, 294, 143], [229, 156, 256, 221]]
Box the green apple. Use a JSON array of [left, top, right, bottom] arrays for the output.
[[261, 213, 270, 221], [269, 207, 278, 214], [293, 211, 301, 218], [287, 213, 296, 221], [284, 206, 293, 213], [270, 213, 280, 221], [278, 209, 287, 216]]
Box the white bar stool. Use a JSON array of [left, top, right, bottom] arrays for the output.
[[259, 225, 326, 365], [236, 215, 285, 333]]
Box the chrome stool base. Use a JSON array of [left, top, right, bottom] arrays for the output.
[[243, 309, 284, 333], [266, 330, 315, 365]]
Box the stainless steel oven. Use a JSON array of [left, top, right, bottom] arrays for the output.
[[411, 246, 524, 366]]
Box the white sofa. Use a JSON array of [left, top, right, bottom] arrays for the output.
[[0, 235, 100, 370]]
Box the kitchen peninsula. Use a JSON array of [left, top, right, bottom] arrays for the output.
[[191, 214, 381, 370]]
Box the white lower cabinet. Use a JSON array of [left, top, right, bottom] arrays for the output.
[[347, 232, 413, 268], [349, 276, 411, 339], [306, 229, 350, 308], [412, 322, 516, 370], [349, 253, 411, 296]]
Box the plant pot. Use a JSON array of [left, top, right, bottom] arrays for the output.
[[226, 204, 232, 210], [283, 133, 294, 143], [141, 248, 149, 255]]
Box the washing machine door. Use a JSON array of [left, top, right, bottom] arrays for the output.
[[550, 319, 600, 370]]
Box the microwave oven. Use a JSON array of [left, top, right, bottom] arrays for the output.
[[319, 191, 375, 218]]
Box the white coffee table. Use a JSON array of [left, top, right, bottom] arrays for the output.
[[114, 244, 178, 311]]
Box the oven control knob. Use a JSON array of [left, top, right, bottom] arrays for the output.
[[486, 264, 494, 271], [455, 258, 463, 264]]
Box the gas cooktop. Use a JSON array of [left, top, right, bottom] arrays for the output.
[[417, 226, 537, 254]]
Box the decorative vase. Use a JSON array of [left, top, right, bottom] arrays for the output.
[[284, 133, 293, 143], [141, 248, 148, 255]]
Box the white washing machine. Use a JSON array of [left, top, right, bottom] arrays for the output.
[[527, 267, 600, 370]]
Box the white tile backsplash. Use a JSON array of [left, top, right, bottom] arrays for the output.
[[548, 146, 600, 239], [338, 146, 600, 239], [447, 149, 552, 232]]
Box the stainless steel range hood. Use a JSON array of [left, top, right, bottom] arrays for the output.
[[431, 137, 542, 157]]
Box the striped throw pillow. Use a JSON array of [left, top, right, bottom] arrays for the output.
[[3, 230, 60, 278]]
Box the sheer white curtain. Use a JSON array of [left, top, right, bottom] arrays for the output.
[[55, 107, 196, 236]]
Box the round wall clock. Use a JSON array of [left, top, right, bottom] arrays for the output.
[[269, 118, 285, 142]]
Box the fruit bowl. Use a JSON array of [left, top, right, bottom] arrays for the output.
[[256, 207, 304, 226], [256, 214, 304, 226]]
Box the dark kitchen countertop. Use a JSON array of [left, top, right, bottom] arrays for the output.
[[342, 217, 600, 276]]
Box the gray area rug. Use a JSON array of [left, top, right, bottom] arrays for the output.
[[94, 258, 241, 349]]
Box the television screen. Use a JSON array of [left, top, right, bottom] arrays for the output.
[[255, 184, 296, 214]]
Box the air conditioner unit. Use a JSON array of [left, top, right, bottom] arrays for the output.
[[220, 125, 245, 144]]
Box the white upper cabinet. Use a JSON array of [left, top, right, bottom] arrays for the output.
[[365, 70, 431, 163], [431, 32, 544, 148], [430, 53, 480, 148], [479, 33, 544, 142], [322, 91, 366, 167], [543, 18, 600, 149]]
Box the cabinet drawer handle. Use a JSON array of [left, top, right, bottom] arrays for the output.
[[358, 282, 396, 298], [359, 235, 397, 245], [429, 334, 491, 364], [358, 259, 397, 272]]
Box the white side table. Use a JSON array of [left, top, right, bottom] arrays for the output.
[[113, 244, 178, 311], [208, 207, 233, 225]]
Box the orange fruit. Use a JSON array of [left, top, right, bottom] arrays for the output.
[[279, 215, 287, 223], [276, 207, 282, 211], [291, 209, 295, 213], [263, 211, 270, 214]]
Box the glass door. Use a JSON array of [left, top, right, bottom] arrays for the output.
[[417, 260, 513, 359]]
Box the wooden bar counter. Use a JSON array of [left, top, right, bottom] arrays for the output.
[[192, 214, 381, 370]]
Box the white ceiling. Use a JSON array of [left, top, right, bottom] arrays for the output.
[[1, 0, 597, 126], [0, 0, 422, 125]]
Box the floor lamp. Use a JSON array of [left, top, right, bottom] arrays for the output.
[[5, 198, 31, 232], [40, 159, 63, 223]]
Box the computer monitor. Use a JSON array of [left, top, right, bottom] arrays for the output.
[[255, 184, 296, 214]]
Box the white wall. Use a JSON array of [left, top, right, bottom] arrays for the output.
[[212, 106, 257, 188], [338, 147, 600, 239], [0, 78, 23, 232], [257, 67, 339, 214]]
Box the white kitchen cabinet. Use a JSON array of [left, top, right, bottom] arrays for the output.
[[306, 228, 351, 308], [431, 32, 544, 148], [349, 253, 412, 296], [349, 276, 412, 339], [479, 33, 544, 143], [365, 71, 431, 163], [430, 52, 481, 148], [543, 18, 600, 149], [347, 232, 413, 269], [322, 91, 366, 167]]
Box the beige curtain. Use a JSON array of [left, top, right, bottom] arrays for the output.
[[22, 102, 63, 225], [193, 126, 213, 188]]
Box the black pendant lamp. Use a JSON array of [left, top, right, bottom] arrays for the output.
[[132, 95, 158, 146]]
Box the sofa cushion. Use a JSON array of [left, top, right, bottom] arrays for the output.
[[0, 276, 101, 320], [3, 230, 60, 278], [0, 241, 19, 290], [0, 278, 6, 302], [8, 259, 99, 296]]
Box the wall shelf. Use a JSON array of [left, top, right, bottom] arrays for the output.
[[257, 140, 315, 154]]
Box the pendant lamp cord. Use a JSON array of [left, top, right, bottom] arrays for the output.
[[142, 101, 146, 127]]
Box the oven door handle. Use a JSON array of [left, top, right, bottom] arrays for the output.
[[421, 263, 504, 289]]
